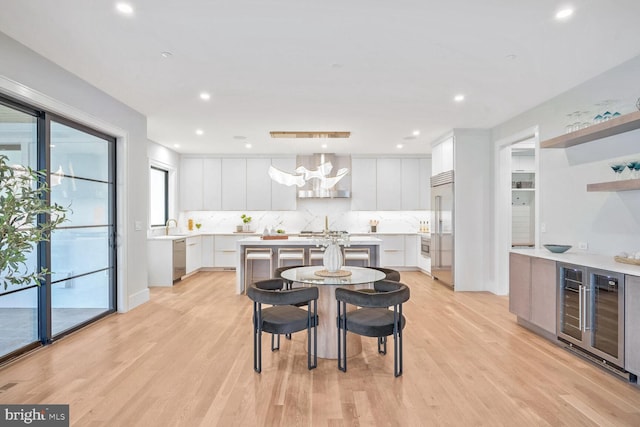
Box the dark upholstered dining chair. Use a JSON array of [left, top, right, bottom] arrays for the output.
[[366, 266, 401, 282], [247, 279, 319, 373], [335, 279, 410, 377]]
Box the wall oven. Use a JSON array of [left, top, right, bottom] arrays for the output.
[[420, 235, 430, 258], [557, 263, 625, 370]]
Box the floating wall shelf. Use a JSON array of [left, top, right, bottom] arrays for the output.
[[586, 179, 640, 192], [541, 110, 640, 149]]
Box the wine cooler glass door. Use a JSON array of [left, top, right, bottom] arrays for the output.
[[589, 270, 624, 366], [559, 266, 583, 341]]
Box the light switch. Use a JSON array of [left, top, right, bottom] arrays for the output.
[[134, 221, 142, 231]]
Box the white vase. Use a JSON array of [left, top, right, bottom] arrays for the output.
[[323, 243, 343, 273], [243, 223, 250, 232]]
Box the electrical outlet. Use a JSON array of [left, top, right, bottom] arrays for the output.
[[578, 242, 588, 250], [540, 222, 546, 233], [135, 220, 142, 231]]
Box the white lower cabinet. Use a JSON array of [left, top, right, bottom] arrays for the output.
[[201, 235, 215, 268], [186, 236, 202, 274], [404, 235, 418, 267], [215, 235, 241, 268], [380, 235, 405, 267]]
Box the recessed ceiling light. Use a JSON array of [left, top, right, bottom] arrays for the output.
[[454, 94, 465, 102], [321, 143, 328, 149], [161, 51, 172, 58], [505, 54, 517, 61], [195, 129, 204, 136], [412, 130, 420, 136], [397, 144, 403, 149], [173, 144, 180, 148], [555, 8, 574, 20], [115, 3, 134, 15], [50, 144, 56, 148], [245, 143, 252, 149], [199, 92, 211, 101]]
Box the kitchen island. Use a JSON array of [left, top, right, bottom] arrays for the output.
[[236, 235, 382, 294]]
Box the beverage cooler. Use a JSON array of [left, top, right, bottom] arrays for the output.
[[557, 263, 625, 369]]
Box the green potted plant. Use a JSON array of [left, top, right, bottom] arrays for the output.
[[0, 155, 68, 290], [241, 214, 252, 232]]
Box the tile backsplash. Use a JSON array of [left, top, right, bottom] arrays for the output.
[[167, 199, 430, 235]]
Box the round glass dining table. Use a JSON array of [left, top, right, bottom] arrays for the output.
[[281, 266, 385, 359]]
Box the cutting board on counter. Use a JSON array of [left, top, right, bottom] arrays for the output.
[[261, 235, 289, 240]]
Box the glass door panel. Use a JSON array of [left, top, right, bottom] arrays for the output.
[[49, 120, 115, 337], [0, 100, 39, 359], [559, 267, 582, 341], [590, 273, 621, 358]]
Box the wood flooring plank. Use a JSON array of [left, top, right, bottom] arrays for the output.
[[1, 271, 640, 426]]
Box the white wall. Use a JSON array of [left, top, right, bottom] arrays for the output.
[[0, 31, 150, 312], [491, 54, 640, 293]]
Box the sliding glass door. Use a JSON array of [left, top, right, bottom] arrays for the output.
[[0, 100, 39, 358], [0, 96, 116, 362], [48, 118, 116, 336]]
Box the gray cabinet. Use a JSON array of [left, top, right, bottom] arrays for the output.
[[351, 158, 377, 210], [180, 158, 204, 211], [625, 275, 640, 376], [530, 257, 556, 334], [401, 158, 420, 210], [509, 253, 557, 335], [376, 159, 402, 210], [202, 159, 222, 210], [246, 158, 272, 210], [221, 158, 247, 210], [509, 253, 531, 319], [271, 157, 296, 210], [418, 158, 431, 209]]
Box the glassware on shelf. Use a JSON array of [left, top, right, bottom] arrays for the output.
[[565, 112, 576, 134], [580, 111, 592, 129], [627, 160, 640, 179], [609, 162, 627, 180]]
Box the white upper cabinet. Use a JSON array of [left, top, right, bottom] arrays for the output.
[[432, 136, 454, 176], [202, 158, 222, 210], [419, 158, 431, 209], [351, 158, 377, 210], [401, 158, 420, 210], [221, 158, 247, 210], [271, 157, 297, 210], [246, 158, 272, 210], [180, 158, 204, 211], [376, 159, 402, 210]]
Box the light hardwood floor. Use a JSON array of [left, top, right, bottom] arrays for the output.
[[1, 271, 639, 426]]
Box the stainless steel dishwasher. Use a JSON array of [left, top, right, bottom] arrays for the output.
[[173, 238, 186, 281]]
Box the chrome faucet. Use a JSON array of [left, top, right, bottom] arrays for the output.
[[165, 218, 177, 235]]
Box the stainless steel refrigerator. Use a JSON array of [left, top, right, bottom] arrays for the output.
[[431, 171, 454, 288]]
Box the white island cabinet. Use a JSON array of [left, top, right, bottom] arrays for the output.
[[235, 236, 383, 294]]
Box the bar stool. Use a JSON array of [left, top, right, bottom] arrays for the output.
[[343, 248, 370, 267], [245, 248, 273, 292], [308, 248, 324, 266], [277, 248, 305, 267]]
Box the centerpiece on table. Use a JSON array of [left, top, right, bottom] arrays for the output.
[[313, 231, 351, 275]]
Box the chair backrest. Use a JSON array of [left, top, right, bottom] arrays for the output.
[[273, 265, 304, 282], [253, 278, 286, 291], [248, 281, 318, 306], [335, 280, 410, 308], [367, 267, 401, 282]]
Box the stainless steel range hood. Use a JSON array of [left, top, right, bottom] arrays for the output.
[[295, 153, 351, 198]]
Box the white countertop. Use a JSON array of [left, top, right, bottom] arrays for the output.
[[511, 248, 640, 276], [237, 236, 382, 245], [148, 231, 421, 241]]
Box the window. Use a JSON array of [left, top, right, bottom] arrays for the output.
[[150, 166, 168, 227]]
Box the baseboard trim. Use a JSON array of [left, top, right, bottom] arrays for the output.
[[126, 288, 150, 312]]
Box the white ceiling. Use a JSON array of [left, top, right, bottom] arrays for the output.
[[1, 0, 640, 155]]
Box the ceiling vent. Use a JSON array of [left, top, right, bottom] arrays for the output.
[[269, 131, 350, 139]]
